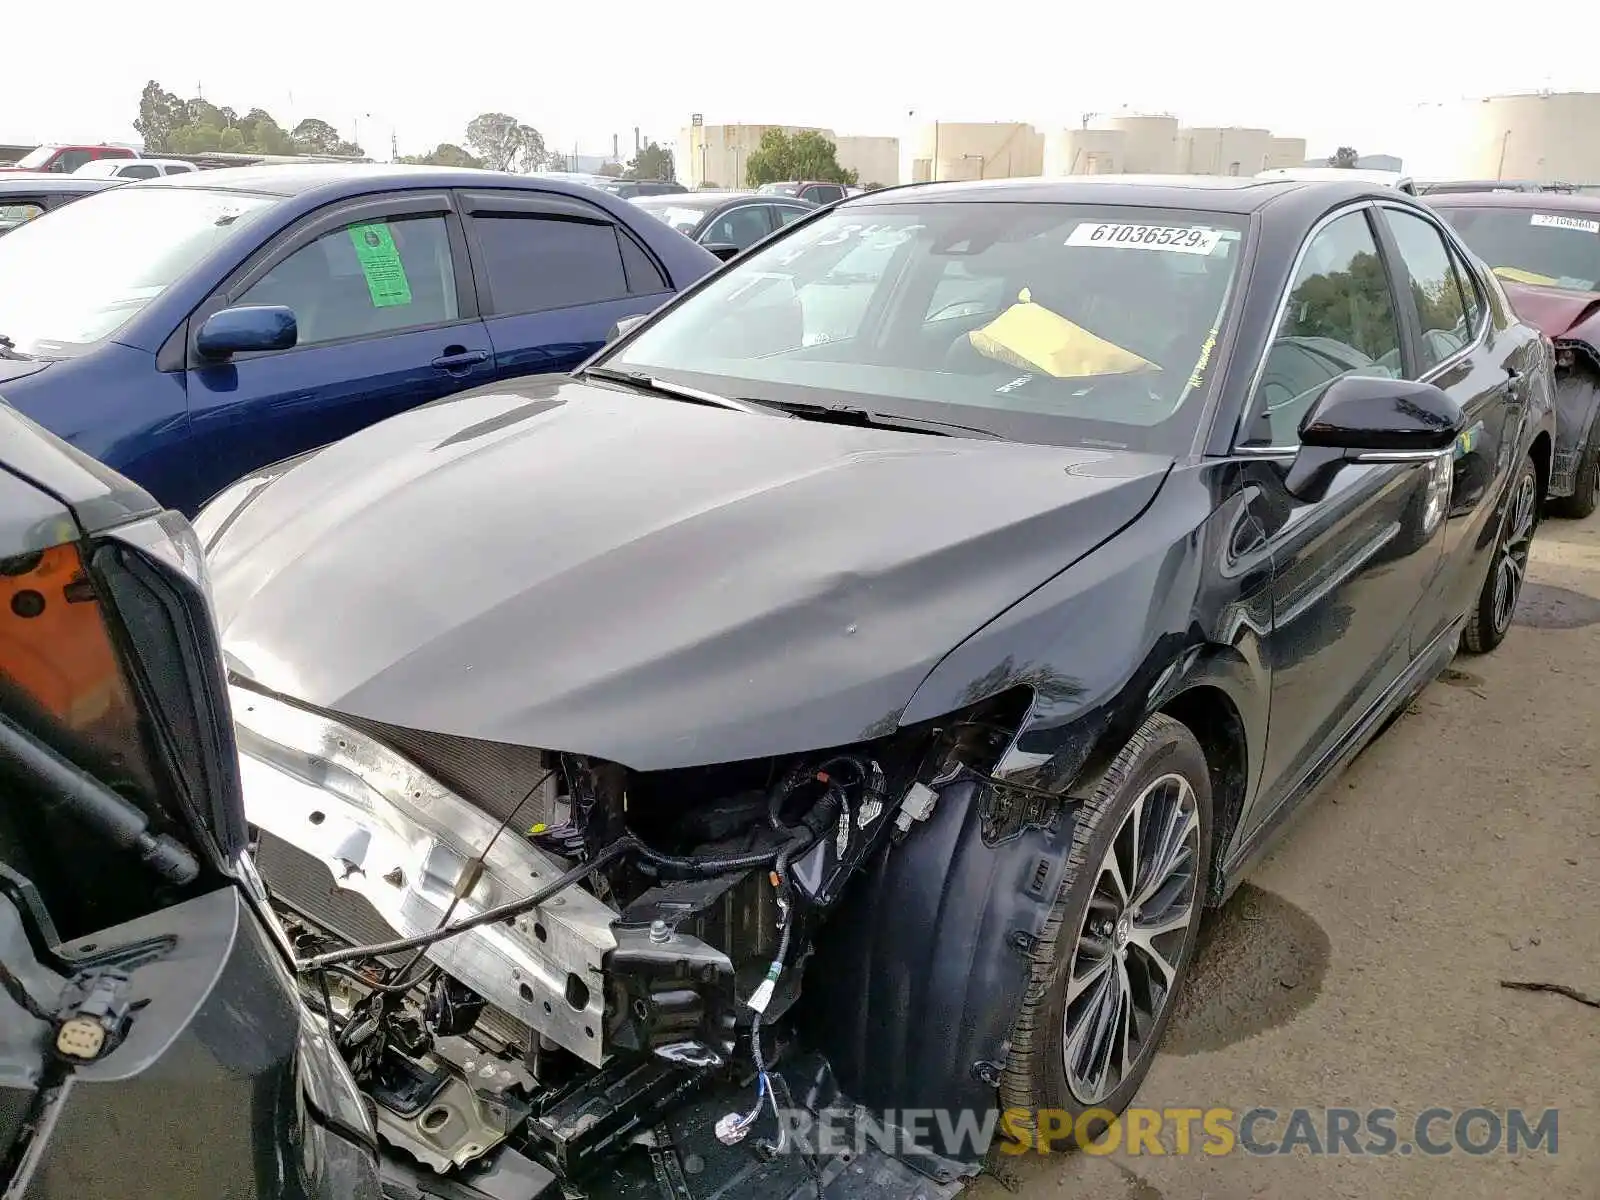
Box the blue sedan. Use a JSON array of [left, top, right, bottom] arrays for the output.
[[0, 164, 719, 514]]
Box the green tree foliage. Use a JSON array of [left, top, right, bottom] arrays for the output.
[[134, 81, 361, 157], [744, 130, 858, 187], [1327, 146, 1360, 169], [396, 143, 484, 168], [624, 141, 675, 181], [465, 113, 549, 173], [596, 161, 624, 178], [1286, 251, 1394, 358]]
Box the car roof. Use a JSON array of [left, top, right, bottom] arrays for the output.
[[1426, 190, 1600, 213], [142, 162, 620, 201], [0, 173, 123, 194], [846, 174, 1372, 215], [1257, 166, 1412, 188], [633, 190, 766, 212]]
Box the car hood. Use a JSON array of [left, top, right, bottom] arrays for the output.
[[207, 378, 1171, 771], [1499, 279, 1600, 344], [0, 357, 50, 387]]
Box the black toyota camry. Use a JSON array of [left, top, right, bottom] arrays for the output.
[[196, 177, 1555, 1193]]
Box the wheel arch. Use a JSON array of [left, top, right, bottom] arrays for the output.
[[1158, 683, 1250, 907]]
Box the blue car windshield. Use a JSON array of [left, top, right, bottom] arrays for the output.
[[0, 186, 281, 359], [604, 201, 1249, 453]]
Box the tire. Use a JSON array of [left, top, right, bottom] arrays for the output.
[[999, 713, 1212, 1150], [1550, 424, 1600, 519], [1462, 454, 1539, 654]]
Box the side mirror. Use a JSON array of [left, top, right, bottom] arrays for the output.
[[1284, 374, 1465, 502], [607, 313, 649, 345], [196, 305, 297, 359], [703, 242, 742, 262]]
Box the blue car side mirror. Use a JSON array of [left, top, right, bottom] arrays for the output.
[[196, 305, 298, 359]]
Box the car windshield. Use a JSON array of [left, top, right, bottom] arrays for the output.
[[1439, 206, 1600, 292], [12, 146, 58, 169], [0, 185, 281, 358], [603, 201, 1249, 452]]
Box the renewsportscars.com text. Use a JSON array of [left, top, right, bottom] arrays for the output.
[[770, 1106, 1560, 1159]]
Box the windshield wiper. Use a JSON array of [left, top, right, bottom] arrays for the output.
[[0, 334, 30, 361], [750, 399, 1003, 440], [582, 366, 769, 414]]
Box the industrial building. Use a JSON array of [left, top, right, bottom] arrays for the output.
[[675, 122, 901, 189], [906, 113, 1306, 180], [1404, 91, 1600, 183]]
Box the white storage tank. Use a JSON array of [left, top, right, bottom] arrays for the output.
[[901, 122, 1044, 182], [1416, 92, 1600, 182], [1105, 115, 1179, 174], [1179, 127, 1272, 176], [1044, 129, 1124, 176]]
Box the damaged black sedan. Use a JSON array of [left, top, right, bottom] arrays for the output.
[[197, 176, 1555, 1197]]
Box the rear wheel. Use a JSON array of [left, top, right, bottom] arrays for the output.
[[1000, 713, 1211, 1149], [1462, 454, 1539, 654]]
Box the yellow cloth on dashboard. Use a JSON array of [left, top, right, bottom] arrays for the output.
[[1493, 266, 1561, 287], [966, 289, 1159, 379]]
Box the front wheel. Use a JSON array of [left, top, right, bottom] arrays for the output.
[[1462, 454, 1539, 654], [999, 713, 1211, 1149]]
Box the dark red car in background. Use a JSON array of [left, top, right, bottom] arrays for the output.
[[1434, 191, 1600, 516], [0, 144, 138, 174]]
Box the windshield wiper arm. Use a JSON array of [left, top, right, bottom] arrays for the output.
[[582, 366, 770, 415], [753, 399, 1003, 440]]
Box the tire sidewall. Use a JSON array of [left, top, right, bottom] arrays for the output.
[[1468, 455, 1540, 652], [1030, 720, 1212, 1124]]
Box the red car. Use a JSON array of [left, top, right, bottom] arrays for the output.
[[0, 144, 138, 174], [1433, 190, 1600, 516]]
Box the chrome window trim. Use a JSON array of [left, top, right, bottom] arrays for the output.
[[1236, 198, 1491, 457]]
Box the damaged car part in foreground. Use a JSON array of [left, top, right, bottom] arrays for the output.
[[236, 673, 1031, 1190], [201, 178, 1555, 1195]]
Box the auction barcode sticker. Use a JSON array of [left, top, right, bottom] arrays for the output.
[[1067, 222, 1223, 254], [1531, 213, 1600, 234]]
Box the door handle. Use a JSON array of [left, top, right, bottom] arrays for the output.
[[432, 348, 490, 372]]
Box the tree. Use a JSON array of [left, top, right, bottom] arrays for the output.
[[134, 81, 189, 153], [465, 112, 549, 173], [596, 160, 624, 178], [132, 81, 361, 158], [744, 129, 857, 187], [1327, 146, 1360, 169], [397, 143, 483, 168], [624, 141, 674, 181]]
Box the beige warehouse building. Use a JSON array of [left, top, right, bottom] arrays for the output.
[[1041, 115, 1305, 179], [676, 123, 901, 189], [1405, 92, 1600, 182]]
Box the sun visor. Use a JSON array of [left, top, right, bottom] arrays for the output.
[[967, 288, 1159, 379]]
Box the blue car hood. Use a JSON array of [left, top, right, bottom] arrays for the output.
[[205, 378, 1171, 770]]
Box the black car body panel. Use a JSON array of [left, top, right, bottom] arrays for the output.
[[0, 406, 381, 1198], [206, 379, 1172, 771], [197, 178, 1556, 1189]]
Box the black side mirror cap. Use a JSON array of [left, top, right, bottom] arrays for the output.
[[1285, 375, 1465, 501]]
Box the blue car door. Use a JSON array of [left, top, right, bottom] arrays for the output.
[[457, 188, 676, 378], [180, 189, 492, 511]]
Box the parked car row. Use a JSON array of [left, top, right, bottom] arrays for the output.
[[1, 169, 1565, 1200]]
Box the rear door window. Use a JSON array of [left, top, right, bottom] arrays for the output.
[[1381, 208, 1473, 374], [468, 213, 632, 314], [235, 215, 459, 347], [118, 164, 161, 180]]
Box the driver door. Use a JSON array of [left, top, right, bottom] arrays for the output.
[[1238, 205, 1451, 834]]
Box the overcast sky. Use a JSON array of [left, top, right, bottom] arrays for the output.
[[3, 1, 1591, 161]]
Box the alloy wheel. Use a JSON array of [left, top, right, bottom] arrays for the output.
[[1061, 772, 1200, 1105], [1492, 471, 1537, 635]]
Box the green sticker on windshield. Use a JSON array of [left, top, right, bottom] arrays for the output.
[[347, 223, 412, 308]]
